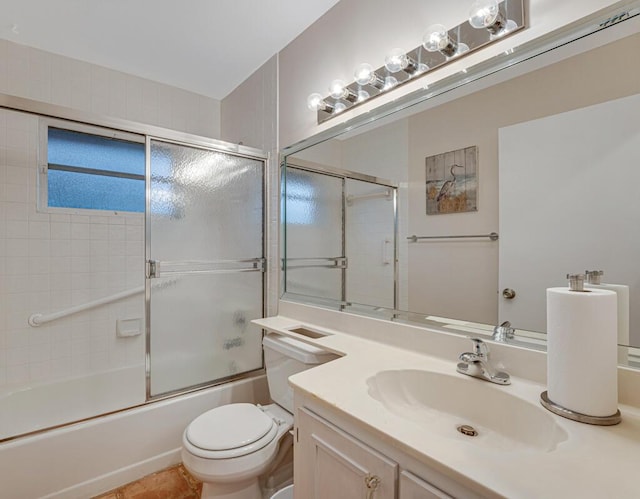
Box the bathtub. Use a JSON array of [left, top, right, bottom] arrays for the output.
[[0, 372, 268, 498], [0, 366, 147, 441]]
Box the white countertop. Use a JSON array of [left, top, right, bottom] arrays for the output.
[[254, 315, 640, 499]]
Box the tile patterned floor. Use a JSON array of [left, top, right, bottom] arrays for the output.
[[93, 464, 202, 499]]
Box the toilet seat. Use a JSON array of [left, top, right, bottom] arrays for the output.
[[184, 403, 279, 459]]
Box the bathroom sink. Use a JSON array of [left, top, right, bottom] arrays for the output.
[[367, 370, 567, 452]]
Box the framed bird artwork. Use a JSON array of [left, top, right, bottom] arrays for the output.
[[425, 146, 478, 215]]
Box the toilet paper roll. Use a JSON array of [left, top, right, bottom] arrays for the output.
[[585, 282, 629, 346], [547, 287, 618, 417]]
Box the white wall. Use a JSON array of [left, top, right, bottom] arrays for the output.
[[0, 39, 220, 138], [499, 93, 640, 345], [221, 56, 278, 152], [407, 96, 499, 324], [278, 0, 623, 148]]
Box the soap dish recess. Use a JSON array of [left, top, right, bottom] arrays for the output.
[[287, 326, 331, 339]]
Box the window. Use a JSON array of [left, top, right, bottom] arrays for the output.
[[283, 168, 317, 225], [42, 121, 145, 213]]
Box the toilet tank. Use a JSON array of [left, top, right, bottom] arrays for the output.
[[262, 333, 338, 413]]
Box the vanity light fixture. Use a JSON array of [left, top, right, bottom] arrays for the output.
[[307, 0, 525, 124], [468, 0, 518, 36], [423, 24, 469, 58]]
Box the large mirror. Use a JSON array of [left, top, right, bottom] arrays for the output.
[[282, 8, 640, 357]]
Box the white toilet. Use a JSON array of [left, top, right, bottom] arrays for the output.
[[182, 333, 336, 499]]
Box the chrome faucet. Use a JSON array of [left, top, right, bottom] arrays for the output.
[[492, 321, 516, 341], [456, 338, 510, 385]]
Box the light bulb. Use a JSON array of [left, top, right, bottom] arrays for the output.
[[423, 24, 465, 58], [328, 79, 357, 102], [353, 63, 385, 89], [354, 63, 374, 85], [469, 0, 517, 36], [307, 93, 333, 113], [329, 79, 348, 99], [469, 0, 500, 29], [357, 89, 370, 102], [384, 49, 408, 73], [384, 48, 419, 75], [423, 25, 451, 52]]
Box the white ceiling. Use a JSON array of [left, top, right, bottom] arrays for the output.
[[0, 0, 341, 100]]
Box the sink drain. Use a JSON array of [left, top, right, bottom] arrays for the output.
[[457, 424, 478, 437]]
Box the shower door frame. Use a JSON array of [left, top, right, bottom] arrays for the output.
[[144, 135, 268, 401], [283, 160, 399, 310], [0, 94, 271, 437], [282, 164, 347, 303]]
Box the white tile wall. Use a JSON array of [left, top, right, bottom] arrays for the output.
[[0, 39, 221, 139], [0, 108, 145, 390]]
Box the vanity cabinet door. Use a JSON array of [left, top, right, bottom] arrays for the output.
[[399, 470, 453, 499], [295, 408, 397, 499]]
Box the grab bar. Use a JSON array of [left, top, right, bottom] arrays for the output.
[[407, 232, 499, 242], [29, 286, 144, 327]]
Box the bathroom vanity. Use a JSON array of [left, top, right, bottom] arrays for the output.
[[295, 405, 462, 499], [254, 305, 640, 499]]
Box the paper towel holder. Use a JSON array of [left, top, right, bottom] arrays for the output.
[[566, 273, 587, 292], [585, 270, 604, 285], [540, 391, 621, 425]]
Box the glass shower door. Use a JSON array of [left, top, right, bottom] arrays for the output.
[[283, 166, 345, 302], [344, 178, 396, 309], [147, 139, 264, 397]]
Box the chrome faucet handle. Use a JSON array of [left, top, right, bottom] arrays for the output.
[[458, 338, 488, 363], [470, 337, 489, 357], [492, 321, 516, 341], [457, 337, 510, 385]]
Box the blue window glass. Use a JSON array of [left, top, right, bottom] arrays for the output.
[[47, 128, 145, 212], [283, 169, 316, 226]]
